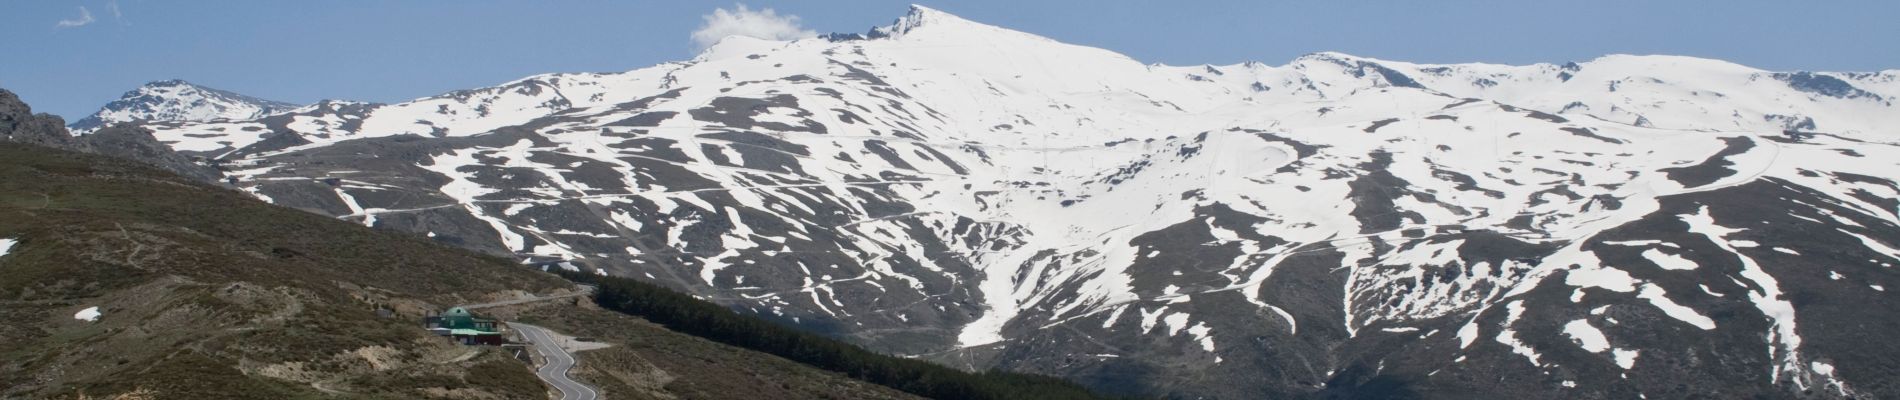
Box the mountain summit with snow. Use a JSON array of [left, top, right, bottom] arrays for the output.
[[68, 79, 300, 134], [96, 6, 1900, 399]]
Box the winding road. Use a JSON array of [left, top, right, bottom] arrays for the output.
[[457, 288, 590, 310], [510, 322, 600, 400]]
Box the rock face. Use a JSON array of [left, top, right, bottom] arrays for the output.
[[104, 6, 1900, 399], [0, 89, 83, 148]]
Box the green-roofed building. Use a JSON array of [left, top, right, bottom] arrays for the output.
[[423, 307, 506, 345], [439, 307, 499, 331]]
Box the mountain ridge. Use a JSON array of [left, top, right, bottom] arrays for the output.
[[84, 6, 1900, 398]]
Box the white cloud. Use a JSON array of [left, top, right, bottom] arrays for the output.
[[56, 6, 96, 28], [689, 4, 817, 51]]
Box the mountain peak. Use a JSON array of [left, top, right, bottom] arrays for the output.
[[901, 4, 957, 22], [868, 4, 986, 39], [68, 80, 300, 133], [1290, 51, 1383, 65], [146, 79, 195, 87]]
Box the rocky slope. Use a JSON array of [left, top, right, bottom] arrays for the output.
[[107, 6, 1900, 398], [2, 88, 223, 182]]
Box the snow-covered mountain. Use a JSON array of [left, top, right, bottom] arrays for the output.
[[112, 6, 1900, 398], [68, 79, 300, 134]]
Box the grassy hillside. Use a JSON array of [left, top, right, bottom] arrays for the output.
[[0, 143, 566, 396], [0, 143, 917, 399], [0, 142, 574, 399]]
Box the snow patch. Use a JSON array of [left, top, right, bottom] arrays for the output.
[[75, 306, 101, 322], [1565, 264, 1638, 292], [1683, 206, 1807, 384], [1809, 361, 1833, 375], [1613, 349, 1641, 369], [1186, 322, 1216, 352], [1562, 319, 1611, 353], [1603, 240, 1677, 248], [1162, 312, 1191, 336], [1494, 301, 1543, 367], [1456, 316, 1482, 349], [1841, 229, 1900, 262], [1637, 283, 1716, 330], [1643, 248, 1698, 271]]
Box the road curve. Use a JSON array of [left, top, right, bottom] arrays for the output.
[[509, 322, 599, 400]]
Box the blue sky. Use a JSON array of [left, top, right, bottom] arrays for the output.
[[4, 1, 1896, 120]]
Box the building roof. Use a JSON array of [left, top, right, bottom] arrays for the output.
[[439, 307, 499, 331], [449, 328, 500, 336]]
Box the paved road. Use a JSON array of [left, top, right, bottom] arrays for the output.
[[459, 292, 584, 310], [510, 322, 599, 400], [459, 285, 595, 310]]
